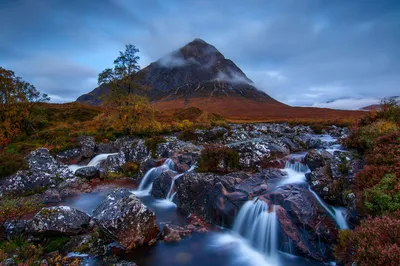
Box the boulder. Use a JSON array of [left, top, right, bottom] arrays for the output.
[[93, 188, 159, 249], [1, 148, 73, 195], [265, 184, 338, 261], [96, 142, 118, 154], [175, 172, 248, 226], [56, 148, 83, 164], [78, 136, 96, 158], [195, 126, 228, 144], [75, 166, 100, 180], [304, 150, 325, 171], [151, 170, 175, 198], [27, 206, 90, 236], [227, 138, 290, 170], [42, 189, 62, 203]]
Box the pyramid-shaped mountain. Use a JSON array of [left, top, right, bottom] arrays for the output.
[[76, 38, 284, 111]]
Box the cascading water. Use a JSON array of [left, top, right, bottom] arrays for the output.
[[308, 186, 349, 229], [232, 199, 278, 262], [166, 163, 197, 201], [134, 159, 175, 197], [279, 161, 308, 186], [333, 207, 349, 230], [68, 153, 118, 173]]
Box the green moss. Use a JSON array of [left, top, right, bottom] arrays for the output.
[[198, 144, 240, 173], [364, 174, 400, 215], [144, 136, 166, 158], [43, 236, 71, 253]]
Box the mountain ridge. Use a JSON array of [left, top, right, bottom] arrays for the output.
[[76, 38, 283, 106]]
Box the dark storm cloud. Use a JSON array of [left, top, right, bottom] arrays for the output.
[[0, 0, 399, 108]]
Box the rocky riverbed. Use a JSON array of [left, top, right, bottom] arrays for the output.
[[0, 123, 364, 265]]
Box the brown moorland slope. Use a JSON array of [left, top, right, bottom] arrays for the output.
[[154, 97, 365, 122]]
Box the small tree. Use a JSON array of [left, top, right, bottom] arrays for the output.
[[97, 44, 158, 135], [0, 67, 49, 145]]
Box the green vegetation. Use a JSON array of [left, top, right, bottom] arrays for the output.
[[43, 236, 71, 253], [0, 197, 42, 239], [145, 135, 166, 158], [335, 99, 400, 265], [364, 174, 400, 216], [198, 144, 240, 173], [0, 236, 44, 265]]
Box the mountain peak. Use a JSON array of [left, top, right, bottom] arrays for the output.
[[77, 38, 280, 106]]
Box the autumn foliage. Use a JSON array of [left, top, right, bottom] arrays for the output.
[[335, 212, 400, 266]]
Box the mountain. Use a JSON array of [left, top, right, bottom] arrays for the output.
[[76, 38, 282, 106]]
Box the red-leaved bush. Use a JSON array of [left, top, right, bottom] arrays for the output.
[[335, 212, 400, 266]]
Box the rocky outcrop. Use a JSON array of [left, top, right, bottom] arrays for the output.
[[93, 188, 159, 249], [1, 148, 73, 195], [174, 170, 284, 226], [264, 184, 338, 261], [75, 166, 100, 180], [27, 206, 90, 236], [78, 136, 96, 158], [56, 148, 83, 164], [227, 138, 290, 170], [151, 170, 175, 198], [304, 150, 326, 171]]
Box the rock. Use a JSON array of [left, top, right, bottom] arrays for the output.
[[195, 126, 228, 144], [265, 184, 338, 261], [93, 188, 159, 249], [228, 138, 290, 170], [78, 136, 96, 158], [1, 258, 16, 266], [174, 172, 247, 226], [235, 169, 285, 198], [75, 166, 100, 180], [43, 189, 62, 203], [1, 148, 74, 195], [307, 137, 323, 149], [96, 142, 118, 154], [304, 150, 325, 171], [27, 206, 90, 236], [122, 139, 150, 164], [56, 148, 83, 164], [57, 177, 91, 198], [159, 224, 192, 242], [156, 138, 202, 160], [151, 170, 175, 198]]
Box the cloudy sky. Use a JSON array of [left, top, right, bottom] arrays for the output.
[[1, 0, 399, 109]]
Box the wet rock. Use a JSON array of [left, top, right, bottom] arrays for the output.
[[75, 166, 100, 180], [56, 148, 83, 164], [1, 258, 16, 266], [195, 126, 228, 144], [93, 188, 159, 249], [151, 170, 175, 198], [104, 153, 125, 173], [156, 138, 202, 160], [174, 172, 247, 226], [43, 189, 62, 203], [3, 220, 27, 239], [159, 224, 192, 242], [304, 150, 325, 171], [1, 148, 73, 195], [27, 206, 90, 236], [96, 142, 118, 154], [57, 177, 91, 198], [228, 138, 290, 170], [78, 136, 96, 158], [265, 184, 338, 261], [330, 151, 364, 181], [235, 169, 285, 198]]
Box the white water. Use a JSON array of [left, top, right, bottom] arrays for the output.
[[279, 161, 308, 186], [68, 153, 118, 173], [333, 207, 349, 230], [308, 186, 349, 230], [166, 163, 197, 202], [133, 159, 174, 197], [232, 199, 278, 263]]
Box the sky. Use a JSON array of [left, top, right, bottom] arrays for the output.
[[0, 0, 399, 109]]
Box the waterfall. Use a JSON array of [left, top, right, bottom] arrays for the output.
[[308, 186, 349, 229], [166, 173, 184, 201], [68, 153, 118, 173], [166, 163, 197, 201], [134, 159, 175, 196], [333, 207, 349, 230], [232, 199, 278, 261], [284, 161, 309, 173], [279, 161, 308, 186]]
